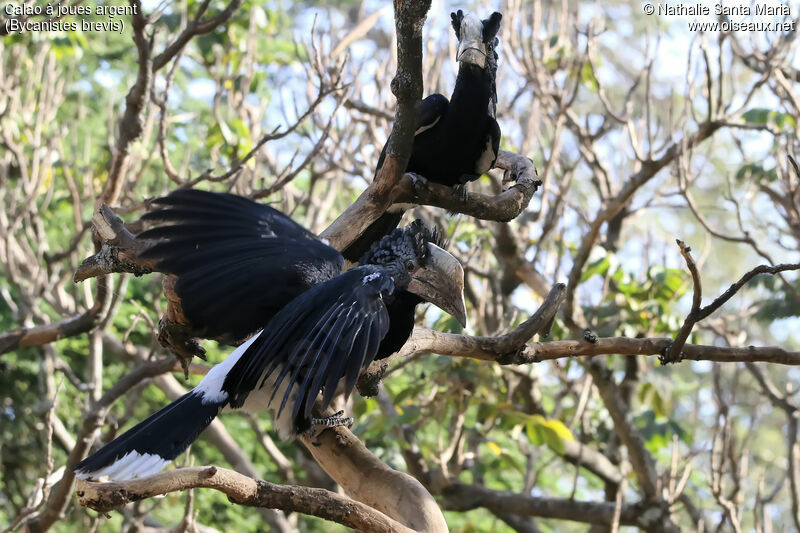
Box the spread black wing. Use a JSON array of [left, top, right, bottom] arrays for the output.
[[223, 267, 393, 427], [138, 189, 344, 342]]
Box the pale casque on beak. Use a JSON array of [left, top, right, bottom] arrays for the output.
[[456, 14, 489, 69], [407, 243, 467, 327]]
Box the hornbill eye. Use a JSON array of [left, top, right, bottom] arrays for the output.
[[404, 259, 415, 272]]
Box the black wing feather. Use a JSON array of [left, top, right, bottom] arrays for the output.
[[138, 189, 343, 342], [222, 267, 393, 428]]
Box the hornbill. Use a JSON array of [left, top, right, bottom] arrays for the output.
[[74, 189, 466, 481], [342, 9, 503, 262]]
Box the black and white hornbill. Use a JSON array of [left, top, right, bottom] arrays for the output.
[[73, 189, 466, 481], [342, 9, 503, 262]]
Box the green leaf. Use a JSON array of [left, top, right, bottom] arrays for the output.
[[742, 108, 771, 125], [580, 62, 598, 92], [542, 419, 574, 442], [526, 422, 543, 445], [538, 424, 566, 454], [581, 248, 612, 282], [736, 163, 778, 183], [525, 416, 572, 454], [741, 108, 796, 131]]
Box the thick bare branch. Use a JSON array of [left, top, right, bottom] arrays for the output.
[[73, 205, 154, 282], [394, 332, 800, 366], [76, 466, 414, 533], [0, 277, 111, 356], [440, 480, 665, 528], [393, 150, 541, 221], [319, 0, 431, 251], [298, 426, 448, 532]]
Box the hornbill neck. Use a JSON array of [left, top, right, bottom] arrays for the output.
[[450, 64, 493, 119], [375, 291, 423, 361]]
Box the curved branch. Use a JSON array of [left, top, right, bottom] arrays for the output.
[[76, 466, 414, 533], [394, 150, 541, 221], [440, 480, 643, 526], [24, 356, 177, 533], [152, 0, 244, 72], [0, 277, 111, 356], [563, 119, 725, 331], [73, 205, 154, 282]]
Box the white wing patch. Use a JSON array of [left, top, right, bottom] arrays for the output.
[[415, 115, 441, 136], [475, 135, 497, 175], [75, 451, 169, 481], [195, 331, 263, 404]]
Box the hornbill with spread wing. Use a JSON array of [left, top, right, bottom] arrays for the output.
[[342, 10, 503, 262], [74, 189, 466, 481]]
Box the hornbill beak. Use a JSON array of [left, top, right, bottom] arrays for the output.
[[457, 41, 488, 69], [407, 243, 467, 327]]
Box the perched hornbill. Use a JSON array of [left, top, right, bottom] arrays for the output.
[[74, 189, 466, 481], [342, 9, 503, 262]]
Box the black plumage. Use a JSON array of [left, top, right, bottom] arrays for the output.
[[342, 10, 503, 262], [138, 189, 343, 343], [74, 189, 465, 481]]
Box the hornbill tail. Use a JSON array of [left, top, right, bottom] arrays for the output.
[[74, 333, 267, 481], [74, 391, 223, 481]]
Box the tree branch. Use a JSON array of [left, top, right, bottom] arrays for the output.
[[297, 424, 448, 532], [76, 466, 414, 533], [440, 480, 656, 527], [0, 277, 111, 356], [358, 282, 566, 396], [393, 150, 541, 221], [319, 0, 431, 251], [393, 332, 800, 366], [102, 0, 150, 206], [152, 0, 244, 72], [664, 248, 800, 363], [73, 205, 154, 282], [563, 119, 725, 331]]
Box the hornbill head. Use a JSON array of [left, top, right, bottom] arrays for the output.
[[451, 10, 502, 70], [362, 220, 467, 326]]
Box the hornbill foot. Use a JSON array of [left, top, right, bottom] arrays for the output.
[[157, 318, 207, 378], [452, 183, 468, 202], [583, 329, 598, 344], [658, 343, 684, 365], [311, 410, 353, 428], [407, 172, 429, 194], [308, 410, 354, 445]]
